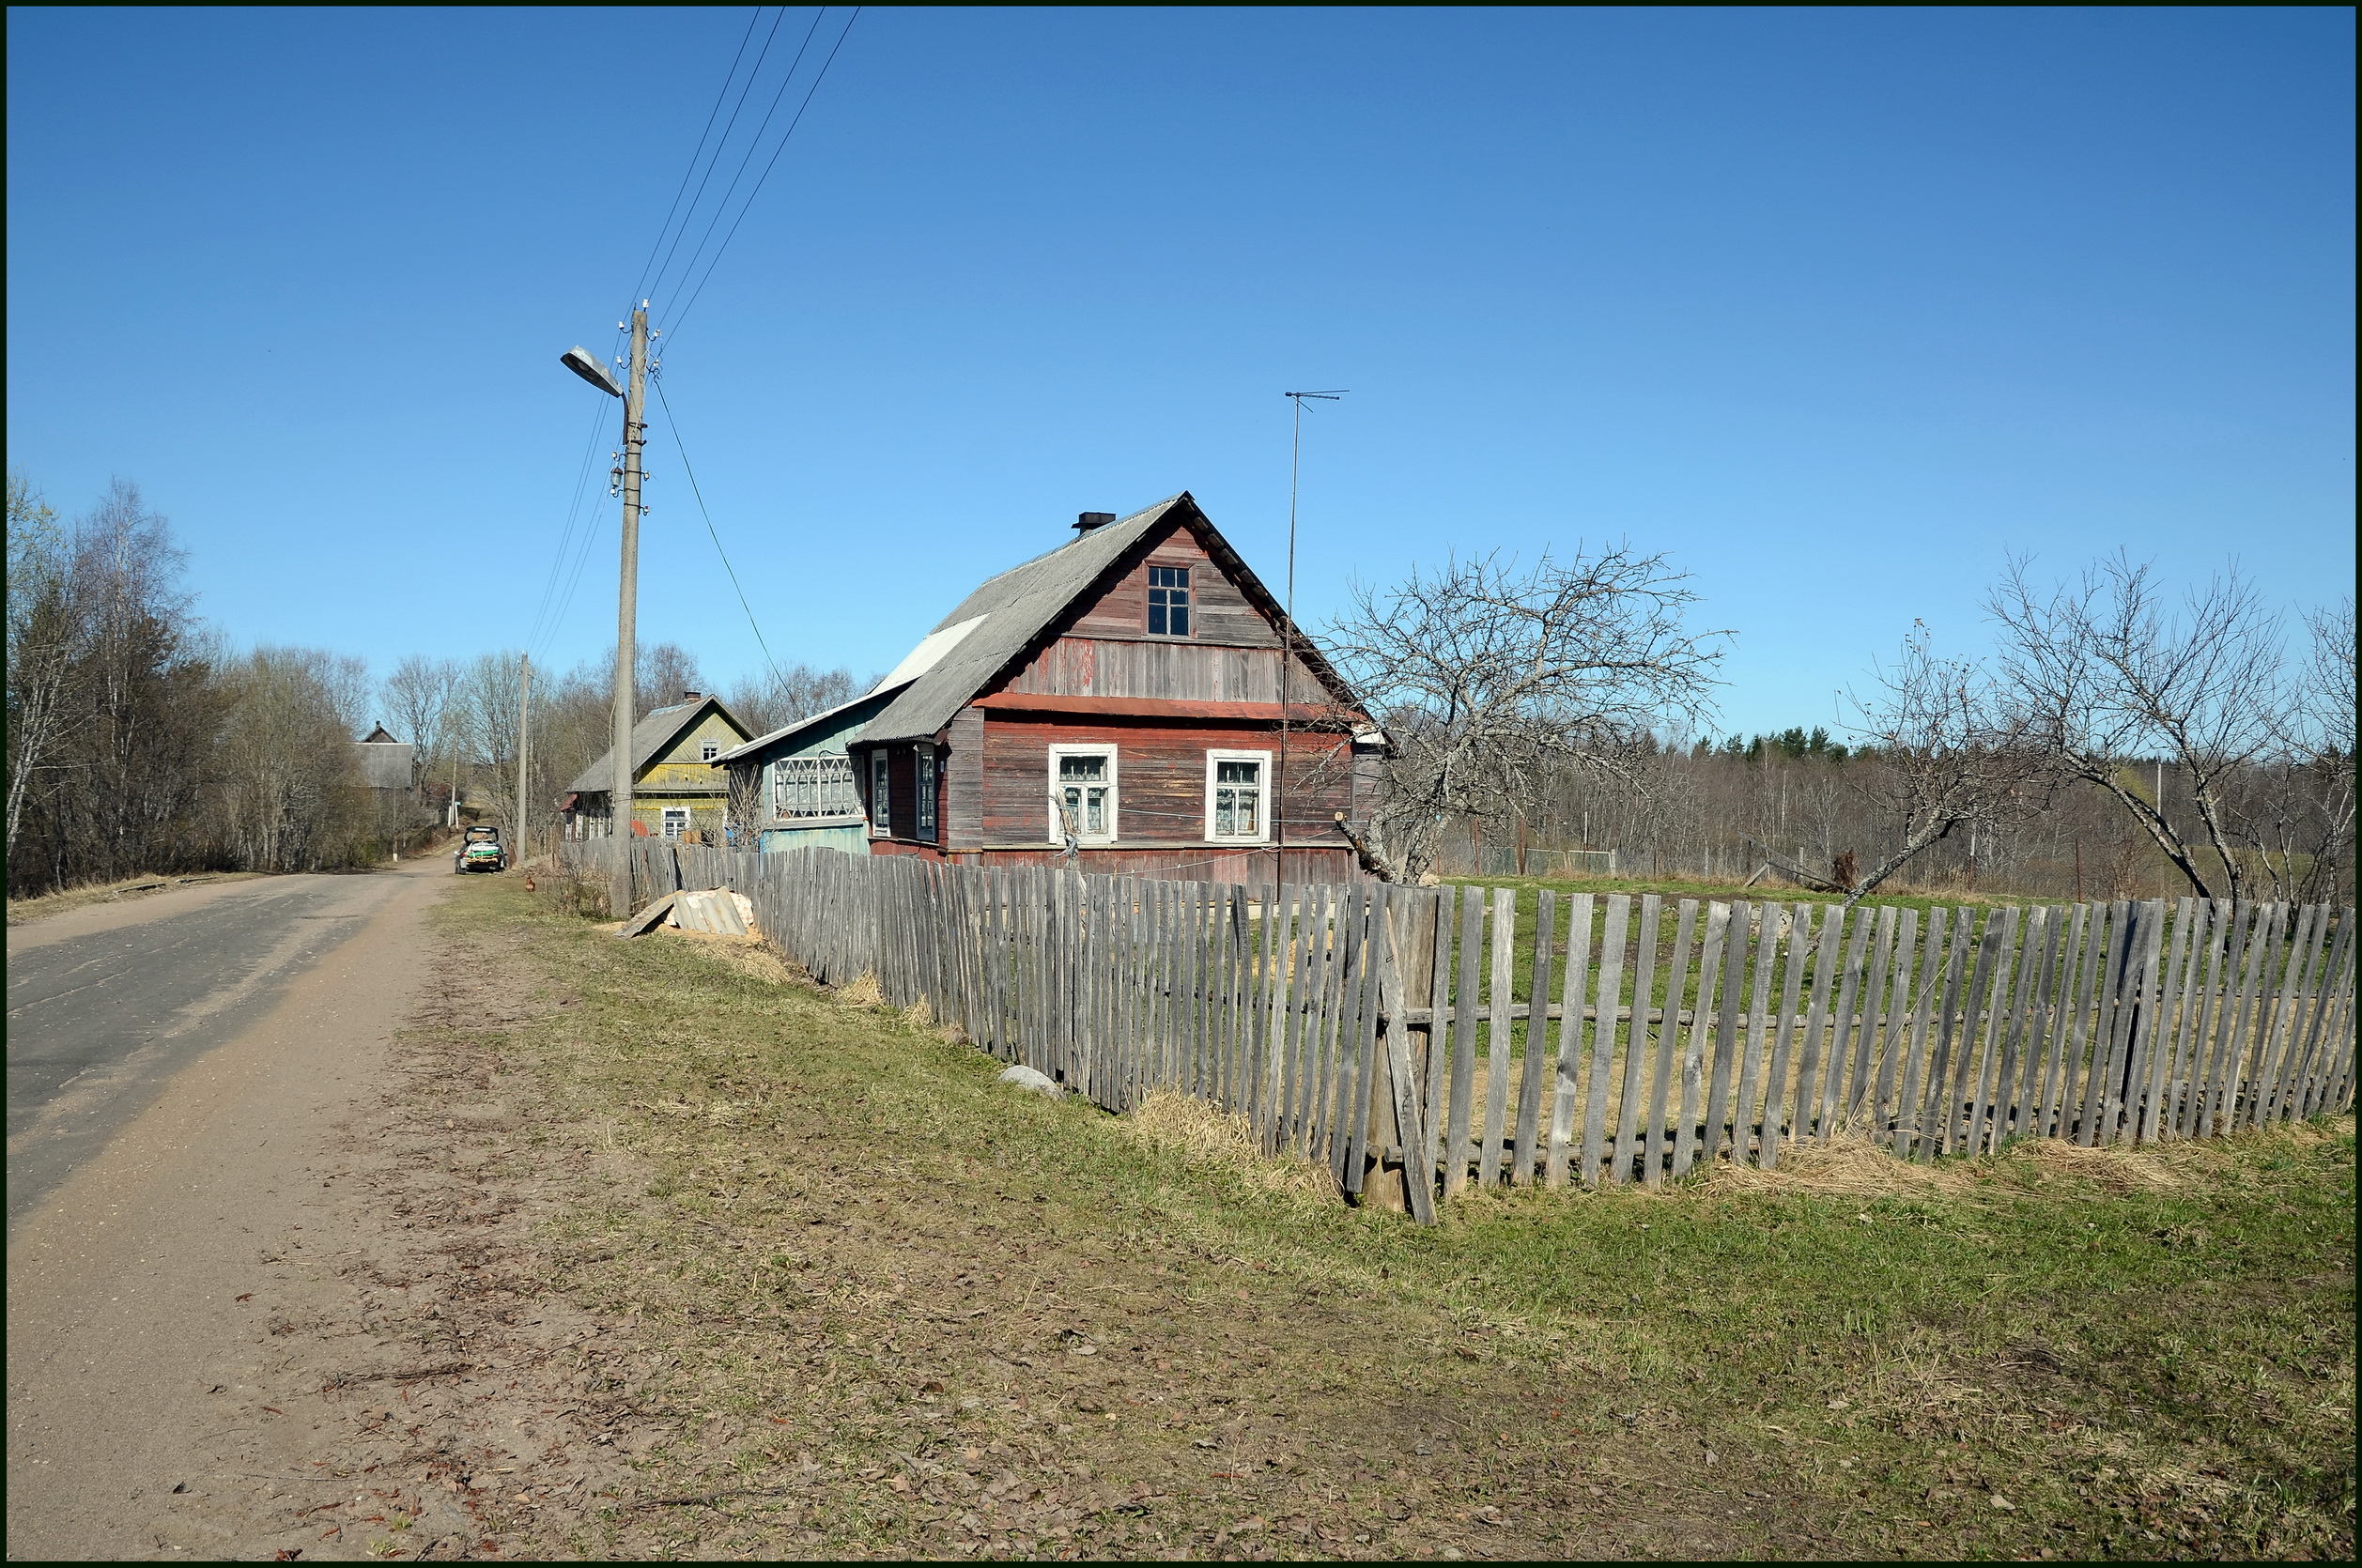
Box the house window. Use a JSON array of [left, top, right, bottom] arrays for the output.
[[661, 807, 690, 839], [916, 750, 937, 841], [772, 755, 859, 819], [870, 751, 891, 837], [701, 739, 720, 762], [1147, 565, 1191, 637], [1205, 750, 1273, 842], [1048, 746, 1118, 844]]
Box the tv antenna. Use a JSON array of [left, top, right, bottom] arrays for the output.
[[1278, 391, 1348, 879]]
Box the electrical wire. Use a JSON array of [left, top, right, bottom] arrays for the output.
[[653, 375, 788, 691], [655, 6, 838, 326], [523, 321, 629, 664], [643, 8, 806, 309], [665, 5, 860, 340], [523, 384, 618, 660], [629, 7, 773, 307]]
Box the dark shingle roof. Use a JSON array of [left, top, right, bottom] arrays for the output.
[[565, 696, 749, 795]]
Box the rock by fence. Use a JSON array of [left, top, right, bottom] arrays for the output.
[[564, 839, 2356, 1223]]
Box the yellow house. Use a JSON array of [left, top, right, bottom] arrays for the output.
[[559, 692, 752, 840]]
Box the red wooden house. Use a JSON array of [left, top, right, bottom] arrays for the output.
[[846, 493, 1382, 884]]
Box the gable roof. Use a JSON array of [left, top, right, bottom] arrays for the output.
[[565, 694, 749, 795], [857, 491, 1361, 745], [351, 738, 414, 790]]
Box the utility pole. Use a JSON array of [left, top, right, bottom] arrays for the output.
[[517, 653, 532, 870], [610, 303, 650, 916]]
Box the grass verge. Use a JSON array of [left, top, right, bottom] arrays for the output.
[[4, 869, 261, 925], [437, 875, 2354, 1560]]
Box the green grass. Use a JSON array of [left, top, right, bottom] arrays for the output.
[[438, 875, 2354, 1560]]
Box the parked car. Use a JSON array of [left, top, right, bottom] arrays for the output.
[[453, 824, 507, 873]]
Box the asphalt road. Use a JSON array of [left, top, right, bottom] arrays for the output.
[[6, 871, 416, 1229], [8, 858, 454, 1560]]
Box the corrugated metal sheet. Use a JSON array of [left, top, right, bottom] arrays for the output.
[[667, 887, 756, 936]]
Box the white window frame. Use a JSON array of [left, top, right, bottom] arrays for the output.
[[660, 806, 690, 839], [869, 751, 891, 838], [771, 754, 861, 821], [701, 739, 721, 762], [1203, 748, 1274, 843], [1046, 745, 1119, 846], [916, 749, 938, 841]]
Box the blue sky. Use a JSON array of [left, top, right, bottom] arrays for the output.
[[8, 7, 2353, 738]]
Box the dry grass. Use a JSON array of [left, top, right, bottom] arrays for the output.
[[4, 869, 259, 926], [1119, 1088, 1342, 1206], [1697, 1118, 2351, 1202], [833, 969, 884, 1009]]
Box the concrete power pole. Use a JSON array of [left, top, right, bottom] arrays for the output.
[[610, 304, 649, 917], [517, 653, 532, 870]]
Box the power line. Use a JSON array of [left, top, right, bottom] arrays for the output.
[[523, 322, 630, 663], [652, 375, 788, 691], [629, 6, 773, 307], [644, 8, 806, 308], [524, 383, 619, 660], [667, 5, 860, 340], [656, 6, 839, 325]]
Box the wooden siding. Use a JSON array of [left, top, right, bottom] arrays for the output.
[[868, 838, 1362, 884], [1067, 520, 1275, 646], [980, 715, 1352, 849], [946, 706, 984, 850], [1001, 637, 1330, 705]]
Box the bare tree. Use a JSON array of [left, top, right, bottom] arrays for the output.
[[1320, 546, 1725, 882], [637, 641, 706, 718], [1838, 626, 2045, 905], [210, 647, 364, 870], [5, 471, 84, 857], [381, 654, 464, 797], [1987, 553, 2284, 901], [2231, 596, 2356, 903], [723, 661, 864, 736], [455, 653, 526, 840]]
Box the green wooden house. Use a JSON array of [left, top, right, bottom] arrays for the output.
[[559, 693, 752, 841]]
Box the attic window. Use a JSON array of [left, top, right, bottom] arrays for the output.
[[701, 740, 720, 762], [1148, 565, 1191, 637]]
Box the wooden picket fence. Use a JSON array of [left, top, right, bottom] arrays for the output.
[[565, 840, 2356, 1224]]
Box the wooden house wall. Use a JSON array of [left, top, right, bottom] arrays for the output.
[[872, 838, 1361, 884], [1067, 522, 1274, 646], [978, 715, 1351, 849], [641, 711, 748, 796], [1001, 638, 1329, 705], [945, 706, 984, 849]]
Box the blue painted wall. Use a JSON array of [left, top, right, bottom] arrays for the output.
[[727, 688, 898, 857]]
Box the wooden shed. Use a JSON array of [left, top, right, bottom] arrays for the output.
[[845, 492, 1382, 884]]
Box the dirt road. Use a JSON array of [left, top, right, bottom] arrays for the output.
[[8, 860, 474, 1560]]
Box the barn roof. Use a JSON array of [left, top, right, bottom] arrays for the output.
[[352, 739, 414, 791], [565, 694, 749, 795], [856, 491, 1359, 745]]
